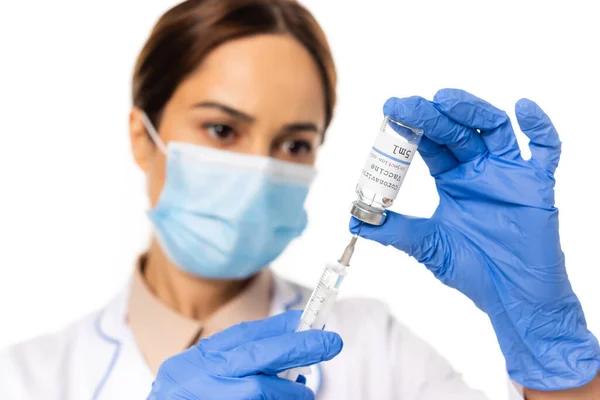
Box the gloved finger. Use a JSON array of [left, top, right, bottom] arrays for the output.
[[200, 310, 302, 352], [242, 375, 315, 400], [384, 96, 487, 162], [350, 213, 438, 263], [206, 330, 343, 377], [417, 136, 460, 176], [296, 374, 307, 385], [433, 88, 520, 158], [515, 98, 561, 174]]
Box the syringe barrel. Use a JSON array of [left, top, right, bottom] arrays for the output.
[[297, 290, 338, 332], [295, 262, 347, 332], [280, 261, 348, 382]]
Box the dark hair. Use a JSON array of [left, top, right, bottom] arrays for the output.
[[133, 0, 336, 130]]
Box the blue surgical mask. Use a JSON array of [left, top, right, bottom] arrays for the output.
[[141, 113, 316, 279]]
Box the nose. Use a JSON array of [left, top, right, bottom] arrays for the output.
[[243, 137, 272, 158]]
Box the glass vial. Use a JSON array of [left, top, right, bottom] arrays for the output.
[[350, 116, 423, 225]]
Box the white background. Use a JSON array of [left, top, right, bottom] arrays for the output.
[[0, 1, 598, 398]]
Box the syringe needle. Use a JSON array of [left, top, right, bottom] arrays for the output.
[[339, 234, 359, 266], [355, 221, 364, 236]]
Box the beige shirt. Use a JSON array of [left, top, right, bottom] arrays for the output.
[[127, 260, 273, 374]]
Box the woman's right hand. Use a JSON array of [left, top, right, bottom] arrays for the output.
[[147, 311, 343, 400]]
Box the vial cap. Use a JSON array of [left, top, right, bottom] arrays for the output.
[[350, 201, 387, 225]]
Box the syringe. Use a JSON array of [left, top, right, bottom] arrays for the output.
[[280, 233, 360, 381]]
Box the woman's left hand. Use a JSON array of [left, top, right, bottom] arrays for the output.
[[351, 88, 600, 391]]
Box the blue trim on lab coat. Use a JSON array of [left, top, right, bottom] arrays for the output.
[[93, 310, 122, 400]]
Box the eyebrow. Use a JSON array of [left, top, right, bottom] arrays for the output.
[[281, 122, 320, 134], [193, 101, 255, 122]]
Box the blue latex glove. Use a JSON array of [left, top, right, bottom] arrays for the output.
[[351, 89, 600, 390], [147, 310, 342, 399]]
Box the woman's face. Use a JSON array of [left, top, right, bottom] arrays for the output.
[[129, 34, 326, 207]]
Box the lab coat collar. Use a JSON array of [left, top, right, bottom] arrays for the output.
[[92, 283, 154, 399], [97, 285, 131, 342], [271, 272, 306, 313]]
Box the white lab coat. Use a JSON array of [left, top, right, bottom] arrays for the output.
[[0, 274, 523, 399]]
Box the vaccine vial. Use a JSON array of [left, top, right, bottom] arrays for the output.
[[350, 116, 423, 225]]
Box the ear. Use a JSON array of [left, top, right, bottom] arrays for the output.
[[129, 108, 153, 172]]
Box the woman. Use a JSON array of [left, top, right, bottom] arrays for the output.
[[1, 0, 599, 399]]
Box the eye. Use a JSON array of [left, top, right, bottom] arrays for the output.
[[204, 123, 236, 142], [281, 140, 313, 155]]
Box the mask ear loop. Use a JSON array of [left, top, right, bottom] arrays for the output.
[[140, 111, 168, 154]]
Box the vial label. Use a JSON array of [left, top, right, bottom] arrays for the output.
[[358, 130, 418, 199]]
